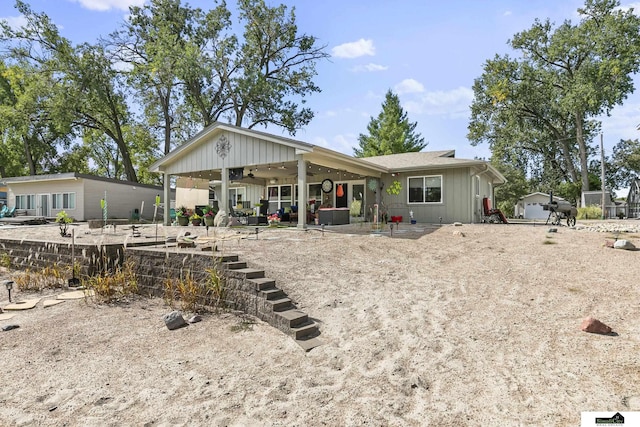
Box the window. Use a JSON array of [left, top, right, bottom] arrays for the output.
[[267, 184, 292, 212], [228, 187, 246, 209], [15, 194, 36, 209], [52, 192, 76, 210], [408, 176, 442, 203]]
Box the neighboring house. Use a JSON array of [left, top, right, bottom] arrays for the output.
[[581, 190, 620, 218], [627, 179, 640, 218], [149, 122, 506, 226], [2, 173, 169, 221], [514, 192, 563, 220]]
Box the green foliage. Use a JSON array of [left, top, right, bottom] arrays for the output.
[[354, 90, 427, 157], [610, 138, 640, 188], [0, 252, 11, 269], [469, 0, 640, 194], [577, 205, 602, 220]]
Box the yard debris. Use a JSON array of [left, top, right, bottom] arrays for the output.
[[580, 317, 612, 334], [2, 324, 20, 331], [163, 311, 188, 330]]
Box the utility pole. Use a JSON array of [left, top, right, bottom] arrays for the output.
[[601, 133, 606, 220]]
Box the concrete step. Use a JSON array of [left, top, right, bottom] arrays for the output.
[[267, 297, 293, 312], [259, 288, 285, 300], [275, 309, 309, 328], [215, 254, 239, 263], [223, 260, 247, 270], [248, 277, 277, 291], [290, 322, 319, 340], [230, 268, 265, 280], [295, 336, 323, 352]]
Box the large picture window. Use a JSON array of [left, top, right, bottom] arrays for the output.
[[408, 175, 442, 203], [52, 192, 76, 210]]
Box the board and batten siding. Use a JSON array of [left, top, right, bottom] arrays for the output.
[[380, 167, 473, 224], [166, 131, 300, 175], [83, 179, 163, 221]]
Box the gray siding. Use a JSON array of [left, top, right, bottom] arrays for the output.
[[83, 179, 163, 221], [167, 131, 299, 175]]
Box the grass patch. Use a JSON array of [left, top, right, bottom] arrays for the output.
[[230, 314, 256, 332]]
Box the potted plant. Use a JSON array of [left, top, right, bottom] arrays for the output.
[[349, 199, 363, 223], [203, 206, 217, 226], [190, 211, 202, 226], [267, 213, 281, 227], [176, 206, 189, 226], [56, 210, 74, 237]]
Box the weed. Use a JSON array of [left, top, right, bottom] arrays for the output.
[[13, 263, 70, 292], [230, 314, 255, 332], [0, 252, 10, 268], [84, 259, 138, 303]]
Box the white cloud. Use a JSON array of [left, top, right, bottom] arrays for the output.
[[331, 39, 375, 59], [394, 78, 425, 94], [69, 0, 145, 12], [350, 63, 388, 73], [1, 15, 28, 30], [503, 10, 512, 16], [402, 86, 474, 118]]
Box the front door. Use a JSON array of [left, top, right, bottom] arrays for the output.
[[38, 194, 50, 217]]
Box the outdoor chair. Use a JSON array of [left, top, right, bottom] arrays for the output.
[[481, 197, 508, 224]]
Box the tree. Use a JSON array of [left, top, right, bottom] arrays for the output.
[[610, 138, 640, 188], [469, 0, 640, 196], [2, 1, 139, 182], [354, 89, 427, 157]]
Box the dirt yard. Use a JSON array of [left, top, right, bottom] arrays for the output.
[[0, 221, 639, 426]]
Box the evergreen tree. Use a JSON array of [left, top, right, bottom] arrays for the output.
[[354, 89, 427, 157]]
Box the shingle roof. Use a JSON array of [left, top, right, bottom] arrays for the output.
[[359, 150, 486, 171]]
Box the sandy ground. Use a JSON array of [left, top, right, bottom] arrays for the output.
[[0, 220, 639, 426]]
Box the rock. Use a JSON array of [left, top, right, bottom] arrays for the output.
[[227, 217, 242, 227], [453, 222, 463, 227], [580, 317, 612, 334], [177, 240, 196, 248], [2, 324, 20, 331], [187, 314, 202, 324], [613, 239, 635, 250], [604, 240, 615, 248], [452, 230, 465, 237], [548, 228, 557, 233], [163, 311, 188, 330]]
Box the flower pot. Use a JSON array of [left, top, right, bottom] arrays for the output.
[[191, 219, 202, 226], [204, 216, 215, 227], [178, 216, 189, 226]]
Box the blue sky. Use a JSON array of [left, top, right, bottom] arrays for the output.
[[2, 0, 640, 168]]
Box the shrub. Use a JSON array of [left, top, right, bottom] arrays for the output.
[[577, 205, 601, 220]]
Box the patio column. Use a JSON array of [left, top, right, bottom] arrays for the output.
[[220, 166, 228, 216], [296, 156, 307, 229], [163, 171, 171, 226]]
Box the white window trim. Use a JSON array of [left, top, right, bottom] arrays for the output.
[[407, 174, 443, 204]]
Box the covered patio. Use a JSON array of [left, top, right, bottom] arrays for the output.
[[149, 123, 387, 228]]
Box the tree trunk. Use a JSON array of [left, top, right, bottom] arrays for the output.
[[575, 110, 590, 202], [22, 135, 36, 175]]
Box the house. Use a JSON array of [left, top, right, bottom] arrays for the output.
[[514, 192, 562, 220], [581, 190, 623, 219], [0, 184, 7, 208], [2, 173, 169, 221], [149, 122, 506, 226], [626, 178, 640, 218]]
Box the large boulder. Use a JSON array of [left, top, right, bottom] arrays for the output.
[[613, 239, 636, 250], [163, 311, 188, 330]]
